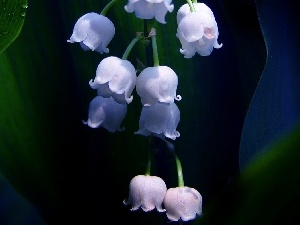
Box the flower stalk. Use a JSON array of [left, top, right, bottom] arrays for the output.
[[186, 0, 196, 12], [145, 147, 152, 176], [101, 0, 119, 16], [150, 28, 160, 66], [173, 152, 184, 187], [122, 34, 144, 60]]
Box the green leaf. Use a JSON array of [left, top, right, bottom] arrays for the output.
[[0, 0, 27, 54]]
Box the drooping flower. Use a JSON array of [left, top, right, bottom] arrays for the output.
[[163, 186, 202, 221], [135, 102, 180, 140], [123, 175, 167, 212], [82, 96, 127, 133], [176, 3, 222, 58], [89, 56, 137, 104], [67, 12, 115, 54], [124, 0, 174, 24], [136, 66, 181, 106]]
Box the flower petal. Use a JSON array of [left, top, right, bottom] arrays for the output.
[[125, 0, 173, 23], [82, 96, 127, 132], [124, 175, 167, 212], [91, 57, 137, 104], [136, 66, 180, 106], [67, 12, 115, 53], [164, 187, 202, 222], [135, 102, 180, 140]]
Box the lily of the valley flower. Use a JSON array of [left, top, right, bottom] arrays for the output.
[[135, 102, 180, 140], [82, 96, 127, 132], [136, 66, 181, 106], [123, 175, 167, 212], [163, 186, 202, 221], [124, 0, 174, 24], [89, 56, 137, 104], [176, 3, 222, 58], [67, 12, 115, 54]]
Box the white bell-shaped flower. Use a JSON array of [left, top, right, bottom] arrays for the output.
[[89, 56, 137, 104], [135, 102, 180, 140], [124, 0, 174, 24], [163, 186, 202, 221], [67, 12, 115, 54], [176, 3, 222, 58], [136, 66, 181, 106], [82, 96, 127, 133], [123, 175, 167, 212]]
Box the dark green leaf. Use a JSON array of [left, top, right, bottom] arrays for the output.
[[0, 0, 27, 54]]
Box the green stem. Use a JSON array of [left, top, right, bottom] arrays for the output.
[[192, 0, 197, 3], [145, 147, 152, 176], [144, 20, 154, 66], [100, 0, 118, 16], [173, 152, 184, 187], [122, 34, 143, 60], [186, 0, 196, 12], [151, 30, 159, 66]]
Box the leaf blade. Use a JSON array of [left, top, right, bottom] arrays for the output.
[[0, 0, 27, 54]]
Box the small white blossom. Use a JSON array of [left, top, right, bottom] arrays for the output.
[[123, 175, 167, 212], [136, 66, 181, 106], [163, 186, 202, 222], [124, 0, 174, 24], [176, 3, 222, 58], [89, 56, 137, 104], [135, 102, 180, 140], [82, 96, 127, 132], [67, 12, 115, 54]]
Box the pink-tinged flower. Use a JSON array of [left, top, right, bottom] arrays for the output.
[[135, 102, 180, 140], [123, 175, 167, 212], [176, 3, 222, 58], [163, 186, 202, 221], [89, 56, 137, 104], [136, 66, 181, 106], [82, 96, 127, 133], [67, 12, 115, 54], [124, 0, 174, 24]]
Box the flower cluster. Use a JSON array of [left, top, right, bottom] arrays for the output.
[[67, 0, 222, 223]]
